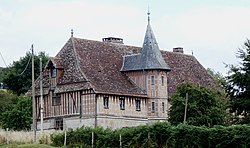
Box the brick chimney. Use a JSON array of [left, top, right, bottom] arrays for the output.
[[102, 37, 124, 44], [173, 47, 184, 53]]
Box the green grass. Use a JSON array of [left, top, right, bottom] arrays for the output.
[[0, 144, 56, 148]]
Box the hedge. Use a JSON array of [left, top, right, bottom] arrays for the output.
[[51, 122, 250, 148]]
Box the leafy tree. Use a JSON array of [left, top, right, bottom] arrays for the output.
[[207, 68, 226, 88], [0, 67, 3, 82], [1, 95, 32, 130], [2, 51, 49, 95], [169, 82, 229, 127], [226, 39, 250, 124], [0, 90, 18, 126], [0, 67, 8, 89]]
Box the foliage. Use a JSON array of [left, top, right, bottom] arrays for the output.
[[2, 51, 49, 95], [51, 122, 250, 147], [0, 90, 18, 127], [1, 95, 32, 131], [0, 67, 5, 82], [226, 39, 250, 124], [169, 82, 229, 127], [207, 68, 227, 88]]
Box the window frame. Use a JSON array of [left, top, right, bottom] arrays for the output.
[[161, 75, 164, 86], [103, 96, 109, 109], [151, 75, 155, 85], [135, 99, 141, 111], [51, 68, 57, 78], [119, 97, 125, 110], [55, 118, 63, 130], [152, 101, 155, 113], [162, 102, 165, 113], [52, 93, 61, 106]]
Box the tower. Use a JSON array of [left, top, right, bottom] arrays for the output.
[[121, 11, 171, 121]]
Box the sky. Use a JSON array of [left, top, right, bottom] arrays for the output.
[[1, 0, 250, 75]]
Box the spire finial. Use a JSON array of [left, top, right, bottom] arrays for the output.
[[71, 29, 74, 37], [147, 6, 150, 23]]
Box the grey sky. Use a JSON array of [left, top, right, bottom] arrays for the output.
[[1, 0, 250, 75]]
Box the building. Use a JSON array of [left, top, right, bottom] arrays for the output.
[[32, 13, 215, 130]]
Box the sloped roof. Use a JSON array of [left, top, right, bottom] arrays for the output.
[[32, 36, 215, 97], [47, 57, 64, 69], [72, 38, 145, 96], [161, 51, 215, 96], [121, 19, 171, 72]]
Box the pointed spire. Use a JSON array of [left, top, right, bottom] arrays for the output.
[[71, 29, 74, 37], [139, 10, 171, 71], [147, 6, 150, 23], [121, 10, 171, 72]]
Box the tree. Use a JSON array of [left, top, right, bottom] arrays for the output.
[[169, 82, 229, 127], [226, 39, 250, 124], [2, 51, 49, 95], [207, 68, 226, 88], [1, 95, 32, 130], [0, 90, 18, 127]]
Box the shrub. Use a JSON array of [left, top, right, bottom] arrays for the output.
[[50, 123, 250, 147]]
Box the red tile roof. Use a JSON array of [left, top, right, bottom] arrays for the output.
[[32, 37, 215, 97], [161, 51, 215, 96], [72, 38, 145, 95]]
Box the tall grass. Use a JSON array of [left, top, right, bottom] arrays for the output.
[[0, 129, 60, 145]]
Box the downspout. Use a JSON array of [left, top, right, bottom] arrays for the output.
[[95, 94, 98, 128]]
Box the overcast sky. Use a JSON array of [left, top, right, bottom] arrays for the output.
[[1, 0, 250, 75]]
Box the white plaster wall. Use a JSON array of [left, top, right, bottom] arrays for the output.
[[65, 117, 95, 129], [37, 119, 51, 130], [37, 117, 96, 130], [97, 116, 148, 129]]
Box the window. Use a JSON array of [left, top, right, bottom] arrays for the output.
[[135, 99, 141, 111], [55, 118, 63, 130], [103, 97, 109, 109], [119, 98, 125, 110], [152, 101, 155, 113], [161, 76, 164, 86], [151, 75, 155, 85], [51, 68, 57, 78], [52, 93, 61, 106], [162, 102, 165, 113]]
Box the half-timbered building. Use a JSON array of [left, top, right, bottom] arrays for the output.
[[31, 13, 215, 130]]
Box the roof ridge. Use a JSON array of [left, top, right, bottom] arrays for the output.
[[70, 37, 91, 83]]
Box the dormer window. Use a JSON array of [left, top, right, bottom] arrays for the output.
[[51, 68, 57, 78], [47, 58, 63, 78]]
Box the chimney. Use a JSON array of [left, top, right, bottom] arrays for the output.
[[173, 47, 184, 53], [102, 37, 124, 44]]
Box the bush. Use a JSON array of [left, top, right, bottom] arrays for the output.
[[51, 123, 250, 147]]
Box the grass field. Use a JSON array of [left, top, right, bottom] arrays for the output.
[[0, 144, 56, 148], [0, 129, 61, 145]]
